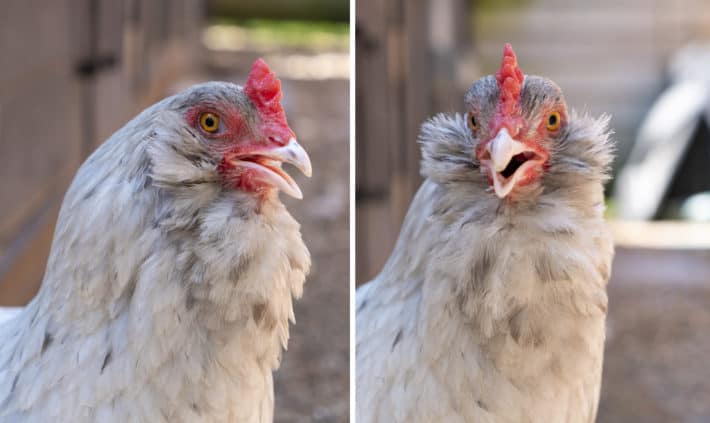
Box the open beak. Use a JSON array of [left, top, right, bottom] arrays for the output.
[[229, 138, 312, 199], [481, 128, 544, 198]]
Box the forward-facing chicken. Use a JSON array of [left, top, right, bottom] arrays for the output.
[[357, 44, 614, 423]]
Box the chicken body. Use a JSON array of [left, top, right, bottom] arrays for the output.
[[356, 47, 614, 423], [0, 64, 310, 422]]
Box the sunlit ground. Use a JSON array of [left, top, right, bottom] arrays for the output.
[[202, 19, 349, 80], [610, 220, 710, 249]]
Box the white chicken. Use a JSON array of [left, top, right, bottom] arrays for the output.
[[356, 44, 614, 422], [0, 59, 311, 422]]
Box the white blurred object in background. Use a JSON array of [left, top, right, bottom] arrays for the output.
[[616, 43, 710, 220]]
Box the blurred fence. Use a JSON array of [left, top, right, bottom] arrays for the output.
[[356, 0, 470, 285], [0, 0, 203, 306], [208, 0, 348, 22]]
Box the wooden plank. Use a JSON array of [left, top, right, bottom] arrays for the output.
[[357, 0, 467, 283], [0, 197, 63, 307], [0, 68, 83, 250], [0, 0, 73, 83], [355, 0, 393, 283], [0, 0, 202, 305]]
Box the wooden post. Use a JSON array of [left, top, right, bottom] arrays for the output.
[[356, 0, 471, 284], [0, 0, 203, 306]]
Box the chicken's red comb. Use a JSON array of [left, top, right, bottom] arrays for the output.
[[495, 43, 525, 116], [245, 59, 290, 135]]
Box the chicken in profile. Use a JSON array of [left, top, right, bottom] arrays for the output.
[[0, 59, 311, 422], [356, 44, 614, 422]]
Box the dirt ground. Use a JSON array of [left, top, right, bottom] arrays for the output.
[[272, 78, 350, 423], [598, 248, 710, 423]]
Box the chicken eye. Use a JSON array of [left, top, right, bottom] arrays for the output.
[[546, 111, 561, 131], [199, 112, 220, 133], [467, 112, 478, 132]]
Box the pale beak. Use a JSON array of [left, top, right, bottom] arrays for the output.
[[270, 138, 312, 178], [482, 128, 542, 198], [487, 128, 526, 173], [228, 137, 312, 199]]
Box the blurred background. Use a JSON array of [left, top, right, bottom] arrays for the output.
[[356, 0, 710, 421], [0, 1, 348, 422]]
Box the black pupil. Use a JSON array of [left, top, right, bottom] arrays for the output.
[[549, 114, 557, 125], [471, 115, 476, 127], [205, 117, 215, 127]]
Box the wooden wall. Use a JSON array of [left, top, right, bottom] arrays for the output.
[[355, 0, 470, 284], [0, 0, 203, 306]]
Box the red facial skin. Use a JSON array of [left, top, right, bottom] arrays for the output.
[[184, 59, 297, 197], [474, 43, 561, 196], [184, 102, 289, 196], [475, 112, 559, 193]]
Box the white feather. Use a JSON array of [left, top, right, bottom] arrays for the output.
[[0, 308, 22, 326]]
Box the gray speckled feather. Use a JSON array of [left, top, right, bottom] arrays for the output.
[[0, 82, 310, 423], [357, 76, 614, 422]]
